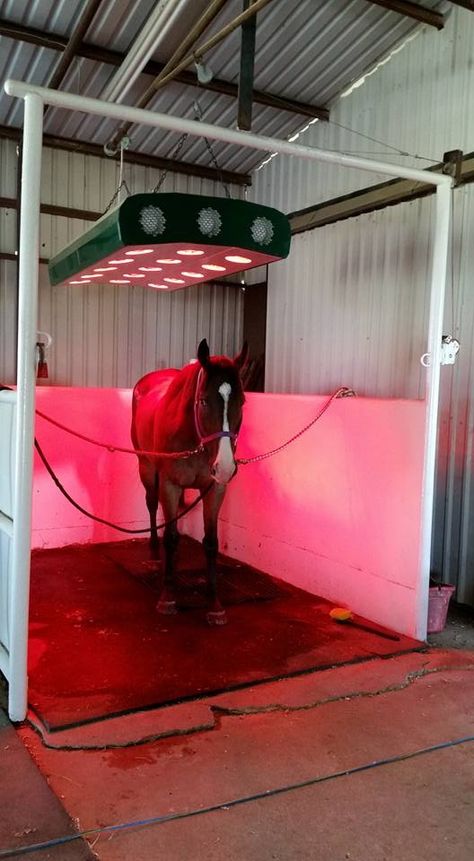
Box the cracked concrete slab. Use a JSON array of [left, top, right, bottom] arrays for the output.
[[26, 648, 473, 750], [14, 648, 474, 860]]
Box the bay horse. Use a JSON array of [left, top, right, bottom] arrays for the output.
[[131, 339, 248, 625]]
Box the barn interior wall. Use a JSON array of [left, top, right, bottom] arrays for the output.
[[251, 4, 474, 606], [0, 139, 244, 387]]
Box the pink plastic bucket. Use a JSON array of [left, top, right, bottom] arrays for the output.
[[427, 585, 455, 634]]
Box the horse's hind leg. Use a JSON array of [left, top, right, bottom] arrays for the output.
[[156, 479, 181, 615], [203, 484, 227, 626]]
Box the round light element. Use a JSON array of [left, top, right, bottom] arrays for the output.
[[156, 258, 180, 264], [149, 283, 168, 289], [94, 266, 117, 272], [197, 207, 222, 238], [139, 205, 166, 236], [202, 264, 226, 272], [164, 277, 185, 284], [109, 259, 130, 264], [78, 279, 91, 283], [139, 266, 162, 272], [125, 248, 154, 256], [250, 216, 274, 246], [225, 255, 252, 264], [123, 273, 145, 278], [110, 279, 131, 284], [177, 249, 205, 256], [82, 274, 101, 278], [69, 280, 85, 284], [181, 272, 203, 278]]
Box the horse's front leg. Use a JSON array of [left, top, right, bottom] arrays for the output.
[[203, 483, 227, 626], [138, 459, 160, 561], [156, 479, 181, 615]]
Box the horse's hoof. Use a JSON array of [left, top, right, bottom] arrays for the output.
[[206, 609, 227, 626], [156, 599, 177, 615]]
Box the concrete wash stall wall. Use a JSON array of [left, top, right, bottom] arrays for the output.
[[32, 387, 425, 638]]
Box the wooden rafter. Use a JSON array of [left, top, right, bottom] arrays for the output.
[[366, 0, 444, 28], [448, 1, 474, 10], [0, 19, 328, 122]]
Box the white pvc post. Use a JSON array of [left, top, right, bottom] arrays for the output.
[[417, 182, 452, 641], [9, 92, 44, 721]]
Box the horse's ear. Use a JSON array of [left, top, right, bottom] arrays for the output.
[[197, 339, 210, 367], [234, 341, 249, 370]]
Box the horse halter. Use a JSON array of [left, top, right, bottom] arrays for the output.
[[194, 367, 239, 449]]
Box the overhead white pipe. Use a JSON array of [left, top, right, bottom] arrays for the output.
[[4, 79, 454, 188], [101, 0, 190, 103], [9, 91, 44, 722]]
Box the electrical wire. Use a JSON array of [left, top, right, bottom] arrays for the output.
[[0, 735, 472, 858], [325, 119, 439, 164]]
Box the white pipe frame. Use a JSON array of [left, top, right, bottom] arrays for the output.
[[6, 92, 44, 721], [2, 79, 452, 718]]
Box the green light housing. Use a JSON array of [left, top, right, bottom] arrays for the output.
[[48, 193, 291, 291]]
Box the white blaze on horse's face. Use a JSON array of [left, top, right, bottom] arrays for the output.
[[213, 381, 236, 485]]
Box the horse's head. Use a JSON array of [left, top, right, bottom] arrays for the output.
[[195, 338, 248, 485]]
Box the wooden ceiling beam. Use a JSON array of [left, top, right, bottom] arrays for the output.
[[0, 19, 328, 121], [0, 125, 252, 186], [46, 0, 104, 91], [448, 1, 474, 10], [366, 0, 444, 28]]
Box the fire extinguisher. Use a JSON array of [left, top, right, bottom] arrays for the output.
[[35, 331, 52, 382]]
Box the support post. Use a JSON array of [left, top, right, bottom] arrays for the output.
[[417, 182, 452, 640], [9, 92, 43, 721], [238, 0, 257, 131]]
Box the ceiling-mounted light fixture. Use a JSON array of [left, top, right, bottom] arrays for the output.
[[195, 59, 214, 84], [48, 193, 291, 291]]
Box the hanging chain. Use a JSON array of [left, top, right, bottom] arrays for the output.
[[152, 132, 189, 192], [194, 100, 231, 199]]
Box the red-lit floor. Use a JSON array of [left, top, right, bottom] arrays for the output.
[[2, 539, 471, 859], [28, 536, 420, 731]]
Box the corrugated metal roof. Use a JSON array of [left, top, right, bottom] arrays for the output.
[[0, 0, 451, 175]]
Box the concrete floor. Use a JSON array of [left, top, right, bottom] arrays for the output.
[[1, 640, 473, 861]]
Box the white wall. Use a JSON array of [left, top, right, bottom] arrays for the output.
[[252, 5, 474, 606], [31, 387, 425, 638]]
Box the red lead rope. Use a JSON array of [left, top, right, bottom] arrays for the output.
[[35, 387, 355, 465]]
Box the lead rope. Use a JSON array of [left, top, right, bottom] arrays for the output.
[[236, 387, 355, 465], [34, 436, 213, 535], [3, 385, 355, 535]]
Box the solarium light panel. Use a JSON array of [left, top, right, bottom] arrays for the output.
[[48, 193, 292, 291]]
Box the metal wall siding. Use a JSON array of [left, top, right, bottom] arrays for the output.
[[253, 8, 473, 212], [265, 198, 434, 399], [0, 139, 243, 387], [256, 6, 474, 605], [0, 0, 450, 174]]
